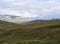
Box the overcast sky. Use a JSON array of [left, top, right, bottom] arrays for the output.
[[0, 0, 60, 19]]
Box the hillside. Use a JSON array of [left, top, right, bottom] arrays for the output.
[[0, 20, 60, 44], [0, 20, 21, 30]]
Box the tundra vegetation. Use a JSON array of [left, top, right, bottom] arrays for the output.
[[0, 20, 60, 44]]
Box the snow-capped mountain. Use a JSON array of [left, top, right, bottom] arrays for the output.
[[0, 15, 33, 23]]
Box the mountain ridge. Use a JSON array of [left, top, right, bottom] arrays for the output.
[[0, 15, 60, 24]]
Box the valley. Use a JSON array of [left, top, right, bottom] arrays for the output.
[[0, 20, 60, 44]]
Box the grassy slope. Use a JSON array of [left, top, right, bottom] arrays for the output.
[[0, 20, 22, 30], [0, 20, 60, 44]]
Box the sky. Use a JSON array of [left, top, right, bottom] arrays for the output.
[[0, 0, 60, 19]]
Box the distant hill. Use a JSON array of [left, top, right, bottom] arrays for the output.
[[0, 20, 60, 44], [22, 19, 60, 24]]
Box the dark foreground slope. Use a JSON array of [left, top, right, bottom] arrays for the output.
[[0, 20, 60, 44]]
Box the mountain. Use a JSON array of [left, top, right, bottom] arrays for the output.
[[0, 20, 60, 44], [0, 15, 32, 23], [0, 15, 60, 24], [22, 19, 60, 24]]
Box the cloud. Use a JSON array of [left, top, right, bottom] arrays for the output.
[[0, 0, 60, 19]]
